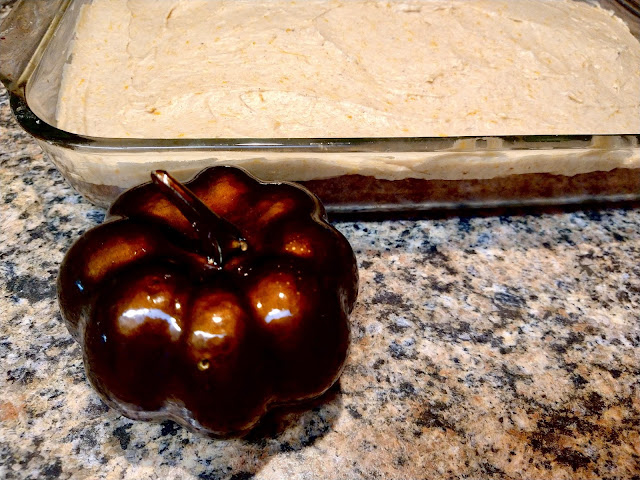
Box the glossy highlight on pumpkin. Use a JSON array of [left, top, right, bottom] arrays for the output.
[[57, 166, 358, 436]]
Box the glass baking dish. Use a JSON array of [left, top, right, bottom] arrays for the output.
[[1, 0, 639, 212]]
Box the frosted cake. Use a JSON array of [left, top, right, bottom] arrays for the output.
[[50, 0, 640, 209]]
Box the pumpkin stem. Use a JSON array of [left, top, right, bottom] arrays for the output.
[[151, 170, 248, 267]]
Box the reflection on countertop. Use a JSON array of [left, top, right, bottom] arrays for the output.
[[1, 85, 639, 479]]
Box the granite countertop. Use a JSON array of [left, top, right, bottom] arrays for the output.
[[1, 45, 640, 480]]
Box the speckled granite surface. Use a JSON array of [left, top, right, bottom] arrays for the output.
[[1, 35, 640, 480]]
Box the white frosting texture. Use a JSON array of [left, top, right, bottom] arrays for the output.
[[57, 0, 640, 139]]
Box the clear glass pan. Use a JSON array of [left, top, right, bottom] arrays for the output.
[[1, 0, 639, 212]]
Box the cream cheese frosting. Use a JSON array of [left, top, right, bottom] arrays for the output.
[[56, 0, 640, 139]]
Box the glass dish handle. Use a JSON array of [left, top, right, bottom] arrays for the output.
[[0, 0, 67, 93]]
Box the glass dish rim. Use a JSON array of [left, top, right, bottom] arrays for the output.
[[10, 88, 640, 154]]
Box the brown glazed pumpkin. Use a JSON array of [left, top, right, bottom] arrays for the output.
[[58, 166, 358, 436]]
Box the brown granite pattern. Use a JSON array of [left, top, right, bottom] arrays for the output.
[[1, 52, 640, 480]]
